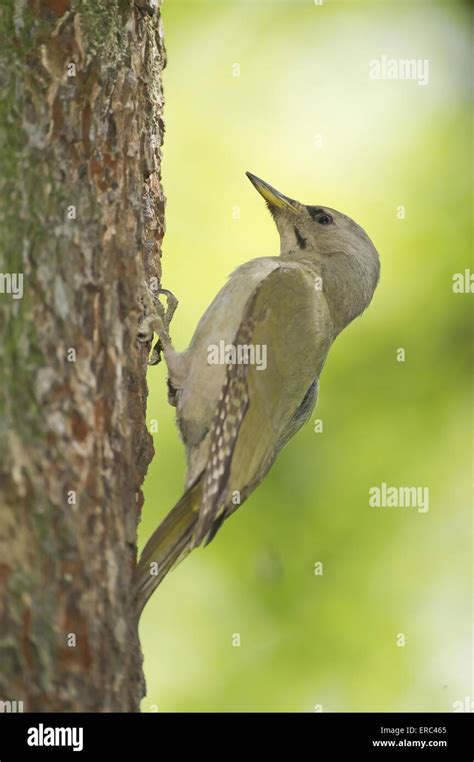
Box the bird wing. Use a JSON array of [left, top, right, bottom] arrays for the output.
[[192, 262, 333, 546]]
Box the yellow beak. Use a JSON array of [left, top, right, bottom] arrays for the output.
[[246, 172, 300, 213]]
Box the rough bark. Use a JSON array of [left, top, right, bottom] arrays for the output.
[[0, 0, 165, 711]]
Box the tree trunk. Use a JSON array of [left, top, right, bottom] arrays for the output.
[[0, 0, 165, 711]]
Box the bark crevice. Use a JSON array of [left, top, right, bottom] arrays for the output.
[[0, 0, 165, 711]]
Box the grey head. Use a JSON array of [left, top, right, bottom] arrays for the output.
[[246, 171, 380, 334]]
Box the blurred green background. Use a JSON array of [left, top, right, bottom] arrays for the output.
[[138, 0, 472, 711]]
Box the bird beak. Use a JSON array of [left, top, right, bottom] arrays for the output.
[[246, 172, 300, 213]]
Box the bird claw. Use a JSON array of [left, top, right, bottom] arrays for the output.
[[148, 338, 163, 366], [137, 286, 178, 366], [157, 288, 179, 331]]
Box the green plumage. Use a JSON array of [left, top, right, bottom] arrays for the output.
[[134, 173, 380, 615]]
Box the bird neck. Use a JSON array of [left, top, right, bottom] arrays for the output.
[[282, 251, 377, 336]]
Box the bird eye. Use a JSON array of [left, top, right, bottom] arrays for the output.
[[318, 214, 333, 225]]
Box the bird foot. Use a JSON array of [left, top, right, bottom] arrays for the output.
[[138, 285, 179, 366]]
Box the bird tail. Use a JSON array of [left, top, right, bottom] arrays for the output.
[[133, 478, 202, 617]]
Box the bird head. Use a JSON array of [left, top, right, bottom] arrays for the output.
[[246, 171, 380, 332]]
